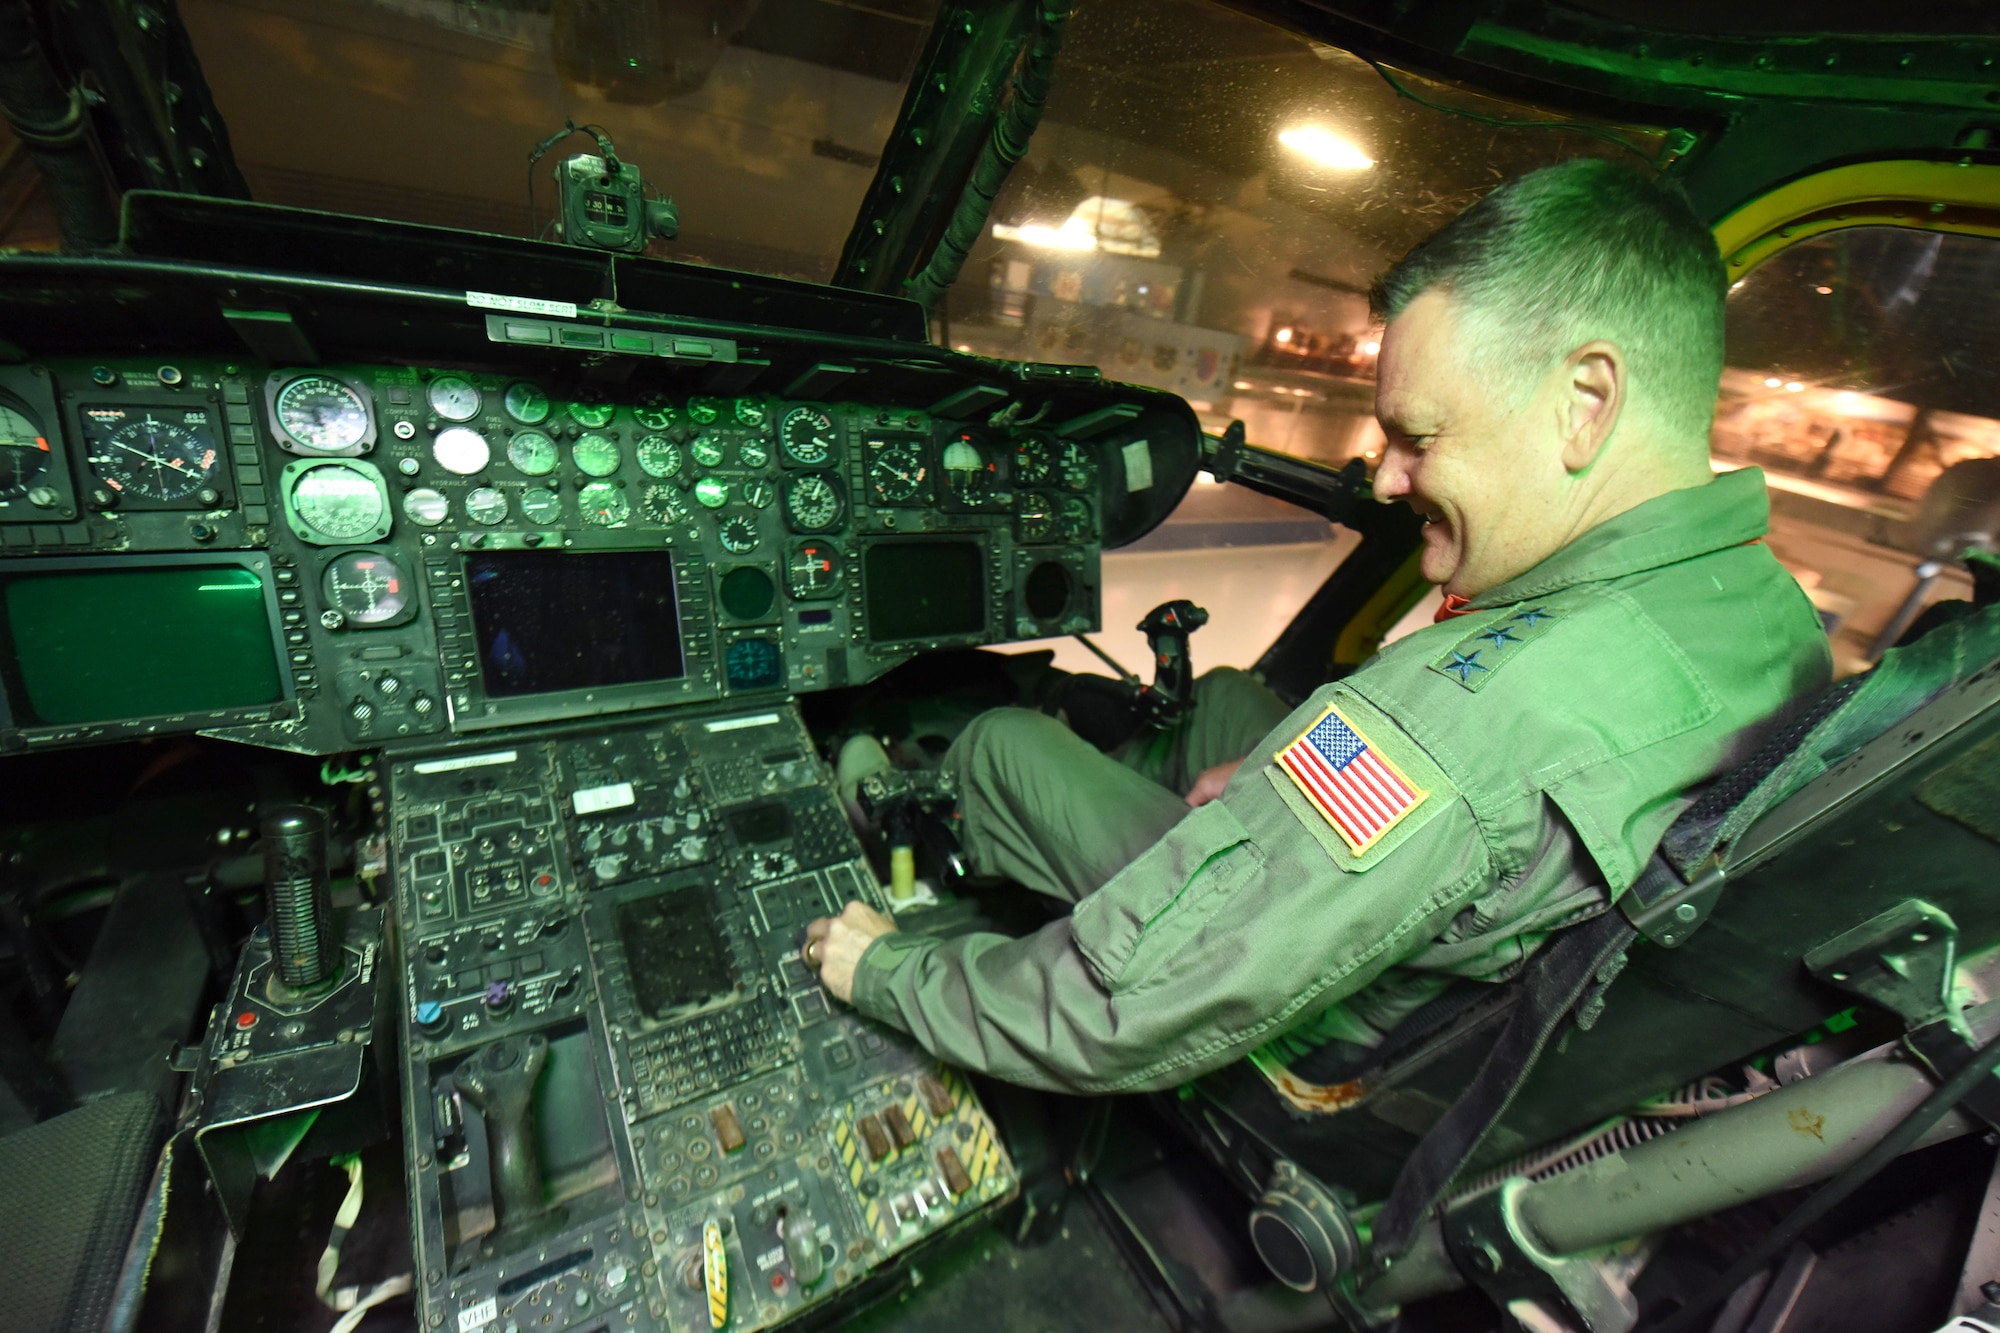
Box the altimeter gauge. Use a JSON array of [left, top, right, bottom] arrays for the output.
[[782, 472, 842, 532], [269, 373, 375, 456]]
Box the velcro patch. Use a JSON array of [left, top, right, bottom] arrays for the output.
[[1273, 703, 1428, 855], [1428, 603, 1561, 691]]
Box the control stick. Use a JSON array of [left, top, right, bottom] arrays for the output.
[[455, 1034, 550, 1238], [1131, 599, 1209, 729]]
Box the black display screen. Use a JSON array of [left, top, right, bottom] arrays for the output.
[[464, 550, 684, 699], [614, 888, 736, 1017], [863, 540, 986, 643]]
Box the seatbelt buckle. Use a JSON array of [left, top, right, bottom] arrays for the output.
[[1619, 852, 1727, 948]]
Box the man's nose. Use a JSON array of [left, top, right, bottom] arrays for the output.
[[1373, 446, 1412, 500]]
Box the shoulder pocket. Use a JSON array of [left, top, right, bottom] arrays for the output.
[[1072, 800, 1264, 994]]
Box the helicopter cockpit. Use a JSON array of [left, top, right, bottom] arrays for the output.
[[3, 4, 2000, 1333]]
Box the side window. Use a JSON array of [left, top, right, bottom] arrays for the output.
[[1720, 227, 2000, 673], [952, 0, 1669, 676]]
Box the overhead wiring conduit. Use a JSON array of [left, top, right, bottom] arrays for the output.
[[0, 0, 116, 249]]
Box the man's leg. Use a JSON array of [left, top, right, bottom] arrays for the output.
[[1120, 667, 1292, 796], [946, 708, 1188, 905]]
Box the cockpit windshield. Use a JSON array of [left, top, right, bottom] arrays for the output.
[[177, 0, 943, 281]]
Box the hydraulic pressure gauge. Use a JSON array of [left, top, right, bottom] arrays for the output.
[[506, 429, 558, 476], [269, 373, 375, 456], [779, 406, 836, 466], [403, 487, 448, 526], [577, 481, 629, 526], [521, 487, 563, 525], [633, 393, 676, 431], [464, 486, 508, 525], [431, 427, 490, 476], [785, 540, 841, 599], [426, 376, 482, 422], [321, 550, 411, 627], [572, 432, 622, 477], [782, 472, 842, 532], [636, 434, 683, 478]]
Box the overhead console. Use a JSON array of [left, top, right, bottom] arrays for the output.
[[0, 195, 1202, 756]]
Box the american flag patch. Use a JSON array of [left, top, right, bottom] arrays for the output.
[[1275, 705, 1427, 855]]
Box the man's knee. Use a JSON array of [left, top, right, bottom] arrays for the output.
[[946, 707, 1076, 793]]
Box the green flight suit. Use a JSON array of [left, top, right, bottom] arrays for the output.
[[850, 469, 1832, 1093]]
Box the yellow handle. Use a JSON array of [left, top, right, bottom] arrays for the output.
[[888, 844, 917, 904]]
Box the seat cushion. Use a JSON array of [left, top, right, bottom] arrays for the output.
[[0, 1091, 163, 1333]]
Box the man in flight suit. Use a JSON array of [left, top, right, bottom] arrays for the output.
[[803, 159, 1832, 1092]]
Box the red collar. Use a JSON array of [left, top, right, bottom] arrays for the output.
[[1434, 593, 1473, 623]]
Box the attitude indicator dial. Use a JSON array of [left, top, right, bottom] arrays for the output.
[[322, 550, 409, 626], [785, 540, 841, 599]]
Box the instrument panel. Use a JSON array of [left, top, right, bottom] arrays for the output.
[[0, 354, 1194, 754]]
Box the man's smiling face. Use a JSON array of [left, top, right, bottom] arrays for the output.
[[1372, 288, 1586, 599]]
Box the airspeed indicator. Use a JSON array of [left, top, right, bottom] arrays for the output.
[[779, 406, 836, 466]]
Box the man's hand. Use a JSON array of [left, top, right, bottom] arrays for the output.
[[803, 900, 898, 1003], [1185, 758, 1245, 808]]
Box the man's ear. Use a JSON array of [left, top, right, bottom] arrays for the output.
[[1557, 341, 1624, 474]]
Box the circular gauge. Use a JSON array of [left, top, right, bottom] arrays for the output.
[[686, 397, 723, 425], [734, 399, 769, 428], [940, 433, 999, 506], [725, 637, 781, 688], [568, 396, 615, 428], [1059, 441, 1098, 491], [693, 477, 730, 509], [578, 481, 629, 526], [507, 429, 558, 476], [521, 487, 562, 525], [503, 382, 551, 424], [465, 486, 508, 525], [633, 393, 676, 431], [275, 375, 370, 454], [867, 440, 927, 504], [572, 432, 622, 477], [291, 463, 386, 542], [86, 413, 211, 502], [738, 438, 770, 469], [720, 567, 777, 622], [642, 483, 688, 524], [403, 487, 448, 526], [1014, 435, 1053, 486], [0, 402, 50, 500], [322, 550, 408, 626], [718, 514, 760, 554], [1059, 495, 1093, 541], [1017, 491, 1055, 543], [427, 376, 482, 422], [432, 426, 490, 476], [786, 541, 841, 599], [741, 478, 774, 509], [690, 435, 727, 468], [636, 434, 683, 479], [783, 473, 842, 531], [780, 407, 836, 466]]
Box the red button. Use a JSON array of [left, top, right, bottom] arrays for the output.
[[235, 1011, 257, 1030], [770, 1273, 786, 1292]]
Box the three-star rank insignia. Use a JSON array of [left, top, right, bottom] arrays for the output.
[[1428, 604, 1561, 691]]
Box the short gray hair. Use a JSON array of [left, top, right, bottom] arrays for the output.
[[1371, 159, 1726, 443]]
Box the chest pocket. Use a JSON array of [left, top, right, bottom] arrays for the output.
[[1073, 800, 1265, 994]]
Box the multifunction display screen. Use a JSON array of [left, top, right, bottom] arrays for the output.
[[862, 540, 986, 643], [0, 560, 285, 727], [464, 549, 684, 699]]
